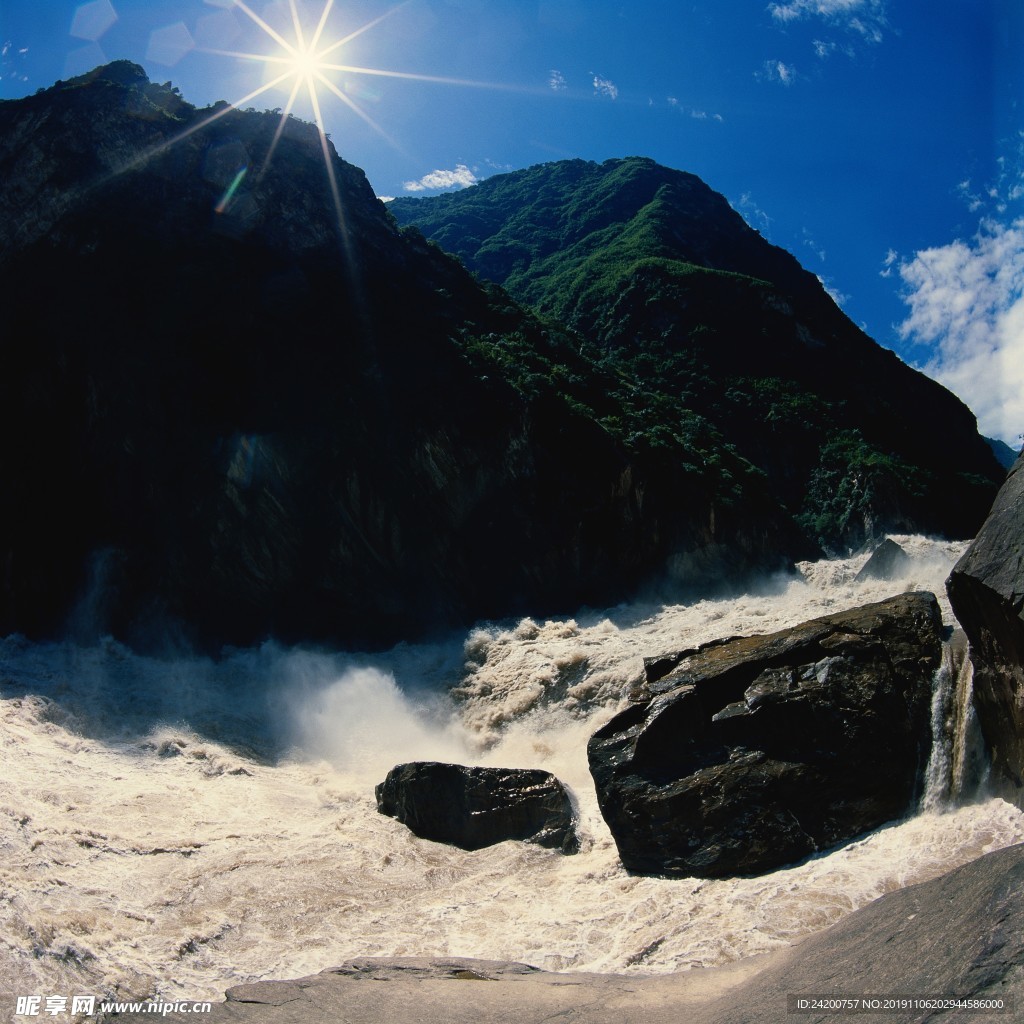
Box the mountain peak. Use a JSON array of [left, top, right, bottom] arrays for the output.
[[64, 59, 150, 89], [388, 156, 809, 318]]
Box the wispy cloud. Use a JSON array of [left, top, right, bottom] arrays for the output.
[[403, 164, 478, 193], [957, 179, 986, 214], [760, 59, 798, 85], [733, 192, 774, 237], [1, 39, 30, 82], [769, 0, 888, 43], [666, 97, 723, 122], [897, 218, 1024, 444], [803, 229, 827, 262], [549, 69, 567, 92], [592, 74, 618, 100], [956, 137, 1024, 216], [817, 274, 849, 307]]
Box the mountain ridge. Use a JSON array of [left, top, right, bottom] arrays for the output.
[[389, 156, 1003, 550]]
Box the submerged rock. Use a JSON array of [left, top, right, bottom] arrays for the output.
[[854, 537, 910, 582], [947, 453, 1024, 798], [376, 762, 579, 853], [588, 592, 943, 878]]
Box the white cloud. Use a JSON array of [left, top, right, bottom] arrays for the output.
[[817, 275, 849, 307], [803, 229, 827, 262], [403, 164, 479, 193], [665, 97, 724, 122], [549, 69, 567, 91], [592, 74, 618, 100], [897, 218, 1024, 444], [733, 192, 774, 237], [955, 135, 1024, 216], [761, 59, 797, 85], [769, 0, 888, 41], [1, 39, 30, 81]]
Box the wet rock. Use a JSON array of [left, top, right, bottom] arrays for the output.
[[854, 537, 910, 581], [588, 592, 943, 878], [947, 453, 1024, 797], [376, 762, 579, 853]]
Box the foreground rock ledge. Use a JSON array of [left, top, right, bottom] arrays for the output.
[[589, 592, 943, 878], [376, 761, 579, 853], [106, 842, 1024, 1024]]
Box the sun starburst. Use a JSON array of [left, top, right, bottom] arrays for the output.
[[106, 1, 521, 263]]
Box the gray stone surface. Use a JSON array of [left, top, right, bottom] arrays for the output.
[[947, 453, 1024, 796], [109, 844, 1024, 1023]]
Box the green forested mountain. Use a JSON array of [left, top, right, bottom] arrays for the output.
[[389, 158, 1003, 551]]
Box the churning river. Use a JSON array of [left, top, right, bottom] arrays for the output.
[[2, 536, 1022, 1015]]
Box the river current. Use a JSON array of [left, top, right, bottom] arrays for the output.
[[2, 535, 1022, 1013]]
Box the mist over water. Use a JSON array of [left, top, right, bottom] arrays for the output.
[[2, 536, 1023, 1013]]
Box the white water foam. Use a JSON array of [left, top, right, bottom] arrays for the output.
[[1, 536, 1022, 1013]]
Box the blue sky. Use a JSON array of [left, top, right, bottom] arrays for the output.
[[1, 0, 1022, 444]]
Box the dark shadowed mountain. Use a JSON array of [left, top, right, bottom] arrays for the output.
[[0, 64, 818, 651], [389, 158, 1004, 551]]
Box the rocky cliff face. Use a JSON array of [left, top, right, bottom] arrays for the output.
[[947, 454, 1024, 798], [390, 158, 1004, 552], [0, 65, 805, 650]]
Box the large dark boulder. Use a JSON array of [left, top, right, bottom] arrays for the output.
[[376, 762, 579, 853], [854, 537, 911, 582], [947, 453, 1024, 796], [588, 592, 943, 878]]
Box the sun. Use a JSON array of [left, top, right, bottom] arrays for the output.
[[287, 44, 322, 81], [116, 1, 514, 260], [214, 0, 412, 143], [215, 0, 509, 145]]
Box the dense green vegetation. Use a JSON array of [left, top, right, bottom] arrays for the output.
[[391, 157, 1004, 552]]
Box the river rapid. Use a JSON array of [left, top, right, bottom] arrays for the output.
[[2, 535, 1022, 1015]]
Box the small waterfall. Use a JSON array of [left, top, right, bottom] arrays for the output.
[[921, 637, 990, 811]]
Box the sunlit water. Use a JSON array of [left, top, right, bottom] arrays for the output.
[[1, 535, 1022, 1011]]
